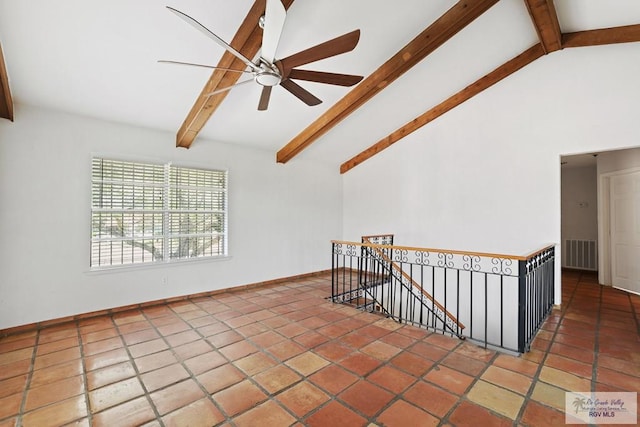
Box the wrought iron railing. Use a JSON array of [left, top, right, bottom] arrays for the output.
[[331, 236, 555, 353]]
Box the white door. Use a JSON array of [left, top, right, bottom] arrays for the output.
[[610, 171, 640, 294]]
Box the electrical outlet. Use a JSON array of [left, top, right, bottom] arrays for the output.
[[162, 277, 168, 285]]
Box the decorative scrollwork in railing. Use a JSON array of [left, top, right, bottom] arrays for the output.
[[491, 257, 514, 276], [332, 242, 343, 255], [415, 250, 431, 266], [437, 252, 454, 268], [345, 244, 358, 257], [394, 249, 409, 263], [462, 254, 481, 272]]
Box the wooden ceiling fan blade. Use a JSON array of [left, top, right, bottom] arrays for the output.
[[280, 79, 322, 106], [261, 0, 287, 63], [166, 6, 260, 72], [158, 60, 252, 74], [288, 69, 363, 86], [258, 86, 272, 111], [205, 79, 254, 97], [278, 29, 361, 71]]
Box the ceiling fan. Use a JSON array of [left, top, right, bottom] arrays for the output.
[[162, 0, 364, 111]]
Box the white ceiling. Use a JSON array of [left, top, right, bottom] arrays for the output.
[[1, 0, 639, 167]]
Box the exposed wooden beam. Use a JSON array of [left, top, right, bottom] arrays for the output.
[[176, 0, 296, 148], [0, 42, 14, 122], [276, 0, 500, 164], [523, 0, 562, 53], [562, 24, 640, 48], [340, 44, 545, 174]]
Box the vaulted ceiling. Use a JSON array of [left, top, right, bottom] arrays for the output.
[[0, 0, 638, 172]]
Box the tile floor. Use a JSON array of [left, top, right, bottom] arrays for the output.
[[0, 270, 638, 426]]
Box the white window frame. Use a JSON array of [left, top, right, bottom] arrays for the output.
[[90, 157, 228, 269]]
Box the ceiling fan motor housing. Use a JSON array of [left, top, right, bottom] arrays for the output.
[[255, 70, 281, 86]]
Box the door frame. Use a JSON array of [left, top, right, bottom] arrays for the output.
[[598, 166, 640, 286]]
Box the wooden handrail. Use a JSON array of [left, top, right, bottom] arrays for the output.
[[362, 241, 465, 331], [332, 240, 555, 262]]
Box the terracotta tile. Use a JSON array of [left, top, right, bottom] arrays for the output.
[[83, 337, 123, 356], [184, 350, 226, 375], [440, 352, 487, 377], [84, 348, 129, 371], [234, 352, 277, 376], [314, 342, 353, 362], [277, 323, 309, 338], [305, 400, 367, 427], [197, 364, 245, 394], [162, 398, 225, 427], [236, 322, 269, 337], [173, 340, 213, 361], [157, 321, 190, 336], [234, 400, 296, 427], [357, 324, 391, 340], [317, 324, 350, 339], [388, 352, 433, 379], [0, 393, 21, 420], [309, 365, 359, 395], [553, 332, 595, 349], [82, 328, 120, 345], [361, 341, 402, 361], [141, 363, 189, 392], [197, 321, 230, 337], [208, 330, 243, 348], [424, 333, 459, 350], [21, 395, 87, 427], [379, 332, 415, 349], [403, 379, 457, 418], [25, 374, 84, 411], [87, 361, 136, 390], [530, 382, 567, 411], [89, 377, 145, 413], [219, 340, 258, 361], [277, 382, 329, 417], [261, 316, 290, 329], [340, 331, 377, 349], [122, 329, 160, 346], [492, 354, 539, 377], [544, 353, 592, 379], [0, 335, 36, 353], [481, 365, 533, 395], [409, 342, 448, 362], [30, 359, 82, 388], [213, 380, 267, 416], [92, 396, 155, 427], [286, 352, 330, 376], [598, 354, 640, 378], [254, 365, 302, 394], [339, 380, 394, 417], [0, 375, 28, 399], [521, 400, 566, 427], [596, 366, 640, 391], [294, 331, 330, 349], [424, 365, 473, 395], [150, 379, 205, 415], [521, 349, 545, 364], [250, 330, 286, 348], [38, 328, 78, 344], [134, 350, 177, 373], [36, 336, 79, 356], [129, 339, 168, 358], [113, 312, 146, 325], [0, 347, 33, 366], [0, 418, 17, 427], [33, 347, 81, 370], [549, 342, 594, 364], [448, 401, 513, 427], [267, 340, 306, 361], [539, 366, 592, 391], [340, 352, 382, 376], [367, 365, 415, 394], [377, 399, 440, 427], [467, 380, 524, 420]]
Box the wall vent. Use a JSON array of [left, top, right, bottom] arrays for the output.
[[563, 239, 597, 271]]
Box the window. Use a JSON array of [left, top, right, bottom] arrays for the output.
[[91, 158, 227, 268]]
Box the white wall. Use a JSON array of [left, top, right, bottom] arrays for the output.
[[561, 165, 598, 241], [0, 105, 342, 329], [343, 43, 640, 304]]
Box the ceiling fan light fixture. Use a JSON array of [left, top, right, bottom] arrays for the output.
[[255, 71, 281, 86]]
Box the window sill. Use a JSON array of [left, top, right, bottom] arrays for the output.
[[85, 255, 233, 275]]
